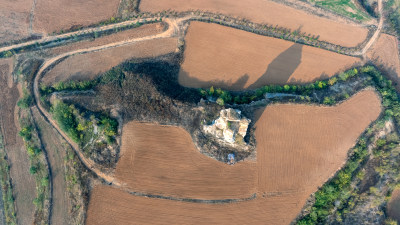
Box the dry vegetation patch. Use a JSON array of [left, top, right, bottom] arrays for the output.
[[42, 37, 178, 85], [179, 22, 360, 91], [33, 0, 120, 34], [115, 122, 257, 200], [140, 0, 368, 47], [87, 90, 381, 224]]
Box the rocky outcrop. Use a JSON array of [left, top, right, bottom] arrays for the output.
[[203, 108, 250, 144]]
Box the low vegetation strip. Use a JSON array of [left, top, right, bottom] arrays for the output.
[[0, 126, 17, 225], [140, 0, 369, 47], [18, 111, 51, 225], [179, 21, 361, 91]]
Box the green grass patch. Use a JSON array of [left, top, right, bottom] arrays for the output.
[[310, 0, 371, 21]]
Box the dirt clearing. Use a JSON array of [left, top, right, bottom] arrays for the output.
[[140, 0, 368, 47], [179, 22, 361, 91], [115, 122, 257, 200], [87, 90, 381, 224], [0, 59, 36, 225], [367, 34, 400, 92], [387, 188, 400, 222], [48, 23, 165, 56], [41, 37, 178, 85], [33, 0, 120, 34]]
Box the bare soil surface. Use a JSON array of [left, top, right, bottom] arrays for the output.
[[0, 59, 36, 225], [367, 34, 400, 91], [32, 107, 70, 225], [115, 122, 257, 200], [0, 0, 32, 44], [33, 0, 120, 34], [42, 37, 178, 85], [86, 90, 381, 225], [86, 185, 307, 225], [179, 22, 361, 91], [254, 89, 381, 194], [48, 23, 165, 56], [387, 188, 400, 222], [140, 0, 368, 47]]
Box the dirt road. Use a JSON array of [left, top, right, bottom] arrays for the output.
[[356, 0, 383, 56], [32, 18, 181, 186]]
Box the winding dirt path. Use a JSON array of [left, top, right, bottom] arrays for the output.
[[32, 18, 181, 186], [356, 0, 383, 56]]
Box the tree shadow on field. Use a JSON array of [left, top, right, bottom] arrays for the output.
[[179, 43, 303, 91], [247, 43, 303, 89]]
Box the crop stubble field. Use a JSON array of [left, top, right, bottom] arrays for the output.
[[33, 0, 120, 34], [179, 22, 361, 91], [42, 37, 178, 85], [87, 90, 381, 224], [115, 122, 257, 200], [139, 0, 368, 47]]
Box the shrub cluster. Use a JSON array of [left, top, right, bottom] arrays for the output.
[[200, 68, 361, 105]]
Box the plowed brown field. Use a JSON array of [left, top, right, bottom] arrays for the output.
[[367, 34, 400, 92], [255, 89, 381, 194], [33, 0, 120, 34], [87, 90, 381, 225], [115, 122, 257, 200], [48, 23, 165, 56], [42, 37, 177, 85], [179, 22, 361, 91], [387, 188, 400, 222], [140, 0, 368, 47]]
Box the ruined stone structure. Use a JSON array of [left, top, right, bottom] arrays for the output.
[[203, 108, 250, 144]]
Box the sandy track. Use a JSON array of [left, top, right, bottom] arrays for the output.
[[140, 0, 368, 47], [48, 23, 165, 56], [86, 90, 381, 225], [179, 22, 360, 90], [115, 122, 257, 200], [33, 0, 120, 34], [0, 59, 36, 225], [0, 17, 164, 55]]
